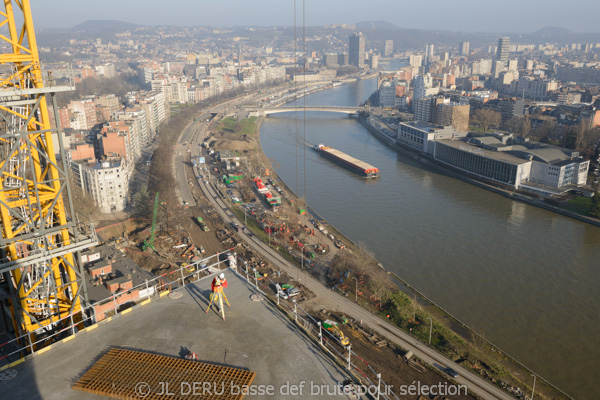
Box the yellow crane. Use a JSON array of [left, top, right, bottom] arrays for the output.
[[0, 1, 96, 349]]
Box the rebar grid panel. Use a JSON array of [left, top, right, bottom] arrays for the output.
[[73, 348, 256, 400]]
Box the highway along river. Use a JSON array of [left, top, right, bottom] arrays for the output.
[[259, 77, 600, 399]]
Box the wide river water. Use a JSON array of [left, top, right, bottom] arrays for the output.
[[259, 77, 599, 399]]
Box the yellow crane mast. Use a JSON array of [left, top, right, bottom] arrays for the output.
[[0, 0, 96, 349]]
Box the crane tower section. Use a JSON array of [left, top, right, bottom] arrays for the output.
[[0, 0, 97, 346]]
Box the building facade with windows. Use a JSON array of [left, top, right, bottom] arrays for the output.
[[397, 122, 467, 155], [349, 33, 365, 68], [71, 158, 129, 213]]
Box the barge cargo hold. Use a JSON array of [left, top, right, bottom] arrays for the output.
[[314, 144, 380, 178]]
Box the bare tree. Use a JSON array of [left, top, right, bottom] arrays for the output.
[[370, 277, 388, 308], [472, 109, 502, 132], [502, 116, 523, 134], [535, 120, 559, 143], [521, 115, 531, 138]]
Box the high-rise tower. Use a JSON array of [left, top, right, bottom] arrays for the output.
[[497, 37, 510, 64], [384, 40, 394, 57], [425, 44, 434, 60], [349, 33, 365, 68]]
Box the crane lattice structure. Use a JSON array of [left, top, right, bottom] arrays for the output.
[[0, 0, 97, 349]]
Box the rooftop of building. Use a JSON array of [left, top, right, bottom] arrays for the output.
[[399, 121, 452, 132], [74, 157, 123, 170], [3, 271, 349, 399], [83, 244, 155, 303], [463, 133, 585, 166], [436, 138, 530, 166]]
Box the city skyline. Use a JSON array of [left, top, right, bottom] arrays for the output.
[[31, 0, 600, 33]]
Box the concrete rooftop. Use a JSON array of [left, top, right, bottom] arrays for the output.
[[2, 271, 349, 399]]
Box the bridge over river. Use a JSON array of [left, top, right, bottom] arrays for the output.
[[246, 105, 362, 116]]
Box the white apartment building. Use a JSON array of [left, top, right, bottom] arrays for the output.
[[71, 158, 129, 213], [141, 91, 166, 139]]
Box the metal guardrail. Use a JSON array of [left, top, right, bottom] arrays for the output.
[[234, 255, 400, 400], [0, 248, 234, 365], [0, 62, 76, 97], [1, 248, 400, 399]]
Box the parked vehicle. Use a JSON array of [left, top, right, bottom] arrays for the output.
[[197, 216, 210, 231]]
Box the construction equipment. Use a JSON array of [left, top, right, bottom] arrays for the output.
[[0, 0, 97, 346], [143, 192, 160, 251], [197, 216, 209, 231], [323, 320, 350, 346]]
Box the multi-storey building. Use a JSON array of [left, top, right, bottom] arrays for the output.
[[434, 102, 470, 132], [413, 97, 436, 123], [433, 135, 589, 193], [413, 75, 427, 101], [384, 40, 394, 57], [95, 94, 121, 123], [425, 44, 434, 61], [100, 120, 140, 164], [68, 99, 98, 129], [349, 32, 365, 68], [497, 37, 510, 65], [324, 53, 338, 67], [119, 109, 150, 148], [397, 121, 467, 155], [71, 158, 129, 213], [378, 81, 396, 108], [557, 67, 600, 84]]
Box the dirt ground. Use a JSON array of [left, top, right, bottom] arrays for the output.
[[94, 110, 478, 400], [330, 314, 474, 400]]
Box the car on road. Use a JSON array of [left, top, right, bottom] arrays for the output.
[[230, 222, 242, 232], [445, 367, 459, 378]]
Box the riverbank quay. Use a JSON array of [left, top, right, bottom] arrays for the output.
[[185, 110, 486, 400], [359, 112, 600, 228], [254, 113, 571, 399]]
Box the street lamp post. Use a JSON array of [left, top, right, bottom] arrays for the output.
[[352, 277, 358, 303], [531, 374, 536, 400], [427, 317, 433, 345]]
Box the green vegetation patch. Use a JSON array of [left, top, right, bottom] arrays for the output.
[[238, 116, 257, 136], [562, 196, 592, 216], [218, 116, 238, 133], [217, 116, 257, 136]]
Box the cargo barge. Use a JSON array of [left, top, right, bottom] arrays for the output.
[[313, 144, 380, 178]]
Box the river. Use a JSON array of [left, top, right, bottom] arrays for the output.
[[259, 77, 600, 399]]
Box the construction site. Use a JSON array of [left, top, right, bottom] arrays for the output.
[[0, 2, 522, 400]]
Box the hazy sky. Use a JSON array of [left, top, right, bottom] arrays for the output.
[[30, 0, 599, 33]]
